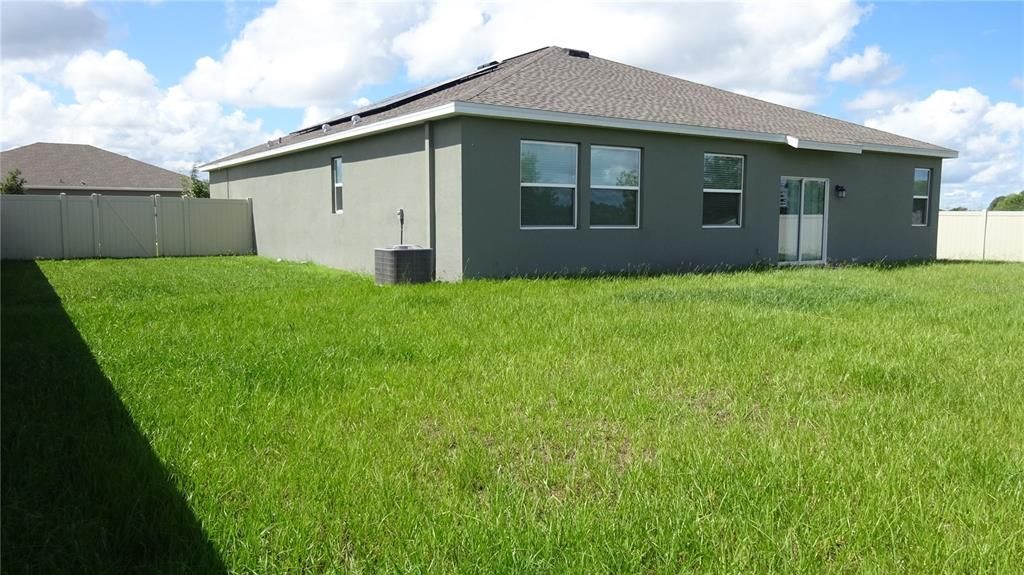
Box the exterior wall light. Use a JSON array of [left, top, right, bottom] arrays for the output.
[[835, 184, 847, 198]]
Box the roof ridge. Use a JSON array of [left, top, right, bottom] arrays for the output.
[[462, 46, 559, 104]]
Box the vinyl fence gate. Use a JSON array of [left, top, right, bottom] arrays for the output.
[[1, 194, 255, 260]]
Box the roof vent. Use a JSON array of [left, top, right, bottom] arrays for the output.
[[565, 48, 589, 58], [266, 140, 273, 148], [321, 124, 330, 134], [477, 60, 498, 70], [351, 114, 361, 125]]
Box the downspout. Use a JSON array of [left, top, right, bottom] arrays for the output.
[[424, 121, 437, 278]]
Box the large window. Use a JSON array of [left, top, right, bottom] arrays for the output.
[[520, 141, 577, 228], [590, 146, 640, 228], [702, 153, 744, 227], [912, 168, 931, 226], [331, 157, 343, 213]]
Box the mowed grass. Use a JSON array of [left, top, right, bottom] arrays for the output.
[[2, 257, 1023, 573]]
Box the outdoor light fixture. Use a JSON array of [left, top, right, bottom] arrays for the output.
[[835, 184, 847, 198]]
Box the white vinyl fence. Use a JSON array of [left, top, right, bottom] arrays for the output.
[[1, 194, 254, 260], [937, 211, 1024, 262]]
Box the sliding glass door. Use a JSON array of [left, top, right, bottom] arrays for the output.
[[778, 177, 827, 263]]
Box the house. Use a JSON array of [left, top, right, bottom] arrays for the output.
[[201, 47, 957, 281], [0, 143, 183, 197]]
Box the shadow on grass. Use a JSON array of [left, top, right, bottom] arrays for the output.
[[1, 261, 226, 574]]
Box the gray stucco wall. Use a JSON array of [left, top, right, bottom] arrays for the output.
[[458, 117, 943, 278], [210, 122, 462, 275], [210, 115, 943, 281], [431, 119, 464, 281]]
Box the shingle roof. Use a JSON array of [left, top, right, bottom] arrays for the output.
[[0, 142, 184, 191], [210, 47, 954, 166]]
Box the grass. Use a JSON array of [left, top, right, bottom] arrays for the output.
[[2, 257, 1023, 573]]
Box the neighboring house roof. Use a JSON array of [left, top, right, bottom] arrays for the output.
[[0, 142, 184, 191], [203, 47, 956, 170]]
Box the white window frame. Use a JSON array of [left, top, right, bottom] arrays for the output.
[[912, 167, 931, 227], [331, 156, 343, 214], [520, 140, 578, 230], [702, 153, 744, 229], [590, 145, 641, 229]]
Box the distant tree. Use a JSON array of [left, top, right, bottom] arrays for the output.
[[615, 169, 639, 187], [945, 207, 970, 211], [180, 164, 210, 198], [1, 169, 27, 195], [989, 191, 1024, 211], [520, 151, 538, 183]]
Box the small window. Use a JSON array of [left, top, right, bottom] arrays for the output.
[[331, 157, 343, 213], [912, 168, 931, 226], [590, 146, 640, 228], [703, 154, 744, 227], [520, 141, 577, 228]]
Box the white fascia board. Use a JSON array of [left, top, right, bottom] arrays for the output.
[[453, 102, 958, 158], [199, 103, 459, 171], [201, 99, 958, 171], [786, 135, 862, 154], [861, 143, 959, 159], [453, 101, 788, 145]]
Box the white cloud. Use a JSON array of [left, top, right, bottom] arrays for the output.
[[299, 105, 344, 129], [827, 45, 901, 84], [844, 89, 908, 112], [181, 0, 420, 109], [1, 51, 276, 173], [392, 0, 866, 108], [64, 50, 159, 101], [1012, 76, 1024, 91], [299, 96, 374, 129], [865, 88, 1024, 208]]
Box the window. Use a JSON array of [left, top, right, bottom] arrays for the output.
[[912, 168, 931, 226], [590, 146, 640, 228], [331, 157, 343, 213], [520, 141, 577, 228], [702, 153, 744, 227]]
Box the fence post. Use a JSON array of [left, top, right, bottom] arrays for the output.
[[59, 193, 69, 259], [246, 197, 254, 254], [183, 195, 192, 256], [153, 194, 161, 257], [981, 209, 989, 261], [91, 193, 102, 257]]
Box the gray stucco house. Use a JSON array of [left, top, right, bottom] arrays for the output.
[[202, 47, 957, 281]]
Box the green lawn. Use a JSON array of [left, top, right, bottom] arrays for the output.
[[2, 257, 1023, 573]]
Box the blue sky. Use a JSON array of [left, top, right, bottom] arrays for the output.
[[2, 1, 1022, 208]]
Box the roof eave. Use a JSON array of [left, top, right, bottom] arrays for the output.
[[861, 143, 958, 159], [202, 100, 958, 171], [200, 103, 460, 172]]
